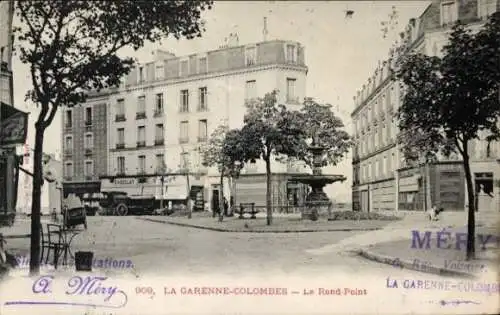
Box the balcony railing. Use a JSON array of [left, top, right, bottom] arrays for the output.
[[63, 150, 73, 156], [85, 175, 93, 180], [154, 139, 164, 146], [115, 143, 125, 149], [116, 171, 126, 176], [136, 141, 146, 147], [197, 136, 207, 143], [154, 110, 163, 117], [135, 112, 146, 120], [115, 114, 126, 122], [85, 120, 92, 126], [197, 105, 208, 112], [64, 124, 72, 130], [64, 176, 72, 181], [179, 137, 189, 144]]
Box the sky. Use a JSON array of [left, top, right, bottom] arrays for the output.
[[11, 1, 431, 202]]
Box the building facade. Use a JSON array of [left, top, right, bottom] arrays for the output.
[[61, 100, 107, 196], [1, 0, 28, 225], [62, 39, 310, 211], [352, 0, 500, 213]]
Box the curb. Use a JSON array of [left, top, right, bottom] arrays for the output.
[[3, 234, 31, 239], [140, 218, 383, 233], [356, 248, 477, 279]]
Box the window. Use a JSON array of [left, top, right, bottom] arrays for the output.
[[245, 47, 256, 66], [137, 96, 146, 113], [155, 63, 164, 80], [286, 44, 297, 63], [198, 119, 207, 142], [64, 162, 73, 178], [441, 1, 457, 26], [245, 80, 256, 100], [382, 156, 387, 177], [155, 93, 164, 114], [64, 136, 73, 153], [180, 89, 189, 112], [156, 154, 165, 172], [84, 160, 94, 177], [180, 60, 189, 76], [286, 78, 297, 102], [198, 57, 207, 73], [138, 66, 145, 83], [180, 152, 189, 169], [387, 155, 391, 174], [117, 156, 125, 174], [117, 128, 124, 145], [138, 155, 146, 174], [478, 0, 497, 19], [65, 110, 72, 128], [155, 124, 164, 141], [198, 87, 208, 111], [116, 99, 125, 116], [84, 133, 93, 149], [85, 107, 92, 125], [180, 121, 189, 143], [137, 126, 146, 143]]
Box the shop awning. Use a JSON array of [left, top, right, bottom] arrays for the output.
[[0, 101, 28, 146], [63, 181, 101, 195]]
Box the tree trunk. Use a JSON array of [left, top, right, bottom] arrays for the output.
[[265, 156, 272, 226], [462, 150, 476, 261], [218, 173, 224, 222], [29, 125, 44, 275]]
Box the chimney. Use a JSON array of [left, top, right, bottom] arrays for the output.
[[263, 17, 268, 41], [153, 49, 176, 61], [227, 33, 239, 47]]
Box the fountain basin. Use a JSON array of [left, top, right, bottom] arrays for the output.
[[291, 174, 347, 220]]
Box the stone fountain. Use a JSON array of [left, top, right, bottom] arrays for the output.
[[291, 136, 346, 221]]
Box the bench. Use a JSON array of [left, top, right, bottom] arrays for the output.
[[237, 203, 259, 219]]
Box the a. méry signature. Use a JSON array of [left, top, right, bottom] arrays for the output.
[[4, 275, 128, 309]]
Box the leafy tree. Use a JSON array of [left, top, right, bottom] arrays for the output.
[[14, 0, 213, 275], [241, 91, 305, 225], [394, 13, 500, 260], [294, 98, 353, 170], [201, 123, 246, 221]]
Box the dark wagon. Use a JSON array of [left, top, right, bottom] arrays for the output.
[[98, 191, 156, 216]]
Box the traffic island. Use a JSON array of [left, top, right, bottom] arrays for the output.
[[140, 215, 392, 233]]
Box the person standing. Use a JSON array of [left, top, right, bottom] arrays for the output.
[[223, 197, 229, 216]]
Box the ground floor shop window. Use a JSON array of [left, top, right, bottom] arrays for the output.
[[398, 191, 419, 211]]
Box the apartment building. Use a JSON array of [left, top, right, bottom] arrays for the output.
[[352, 0, 500, 213], [61, 100, 107, 197], [64, 38, 310, 211]]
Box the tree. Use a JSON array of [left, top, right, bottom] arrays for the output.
[[394, 13, 500, 260], [201, 123, 246, 221], [14, 0, 213, 275], [241, 91, 305, 225], [294, 98, 353, 170]]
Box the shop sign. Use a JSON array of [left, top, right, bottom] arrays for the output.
[[115, 178, 136, 185], [0, 102, 28, 146]]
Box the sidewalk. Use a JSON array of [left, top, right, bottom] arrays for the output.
[[307, 211, 499, 277], [140, 212, 394, 233]]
